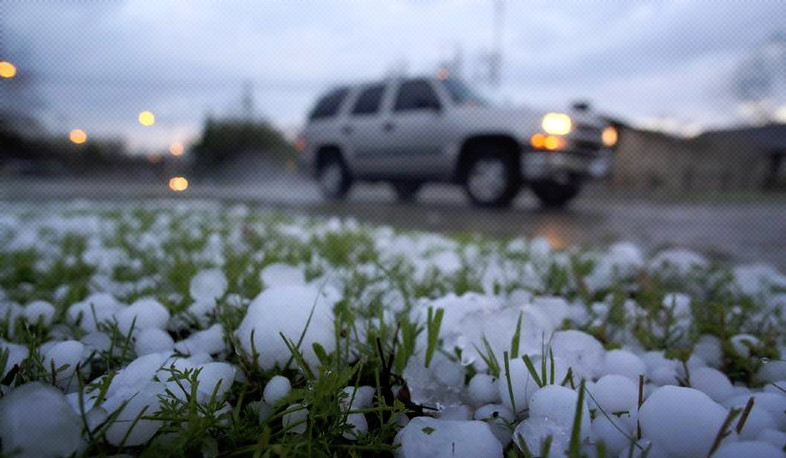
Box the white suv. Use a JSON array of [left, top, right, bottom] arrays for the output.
[[298, 76, 616, 207]]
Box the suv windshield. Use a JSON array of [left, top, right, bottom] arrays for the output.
[[440, 79, 489, 107], [309, 87, 350, 120]]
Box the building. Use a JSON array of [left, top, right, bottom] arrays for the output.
[[611, 123, 786, 193]]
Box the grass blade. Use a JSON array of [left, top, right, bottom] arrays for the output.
[[510, 311, 523, 359], [522, 354, 543, 388], [472, 337, 501, 378], [584, 386, 642, 452], [567, 379, 586, 457], [540, 434, 553, 457], [549, 347, 555, 387], [735, 397, 755, 435], [425, 306, 444, 368], [280, 332, 316, 380], [503, 351, 517, 414], [708, 407, 742, 456]]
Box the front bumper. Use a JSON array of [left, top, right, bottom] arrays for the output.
[[521, 149, 612, 181]]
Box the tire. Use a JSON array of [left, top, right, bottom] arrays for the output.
[[531, 180, 580, 208], [392, 182, 421, 203], [317, 153, 352, 200], [462, 145, 520, 208]]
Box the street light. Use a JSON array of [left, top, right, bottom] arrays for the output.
[[0, 61, 17, 79], [138, 111, 155, 126], [169, 176, 189, 192], [169, 142, 184, 156], [69, 129, 88, 145]]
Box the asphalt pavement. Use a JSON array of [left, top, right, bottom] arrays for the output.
[[2, 175, 785, 270]]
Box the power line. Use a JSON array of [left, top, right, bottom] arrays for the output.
[[490, 0, 504, 88]]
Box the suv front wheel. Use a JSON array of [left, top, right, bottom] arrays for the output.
[[317, 153, 352, 200], [463, 146, 520, 208]]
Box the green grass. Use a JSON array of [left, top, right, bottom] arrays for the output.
[[0, 203, 784, 457]]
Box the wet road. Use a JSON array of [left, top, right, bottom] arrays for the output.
[[2, 176, 786, 270]]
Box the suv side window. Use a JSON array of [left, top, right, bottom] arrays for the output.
[[309, 87, 350, 120], [351, 84, 386, 116], [393, 79, 441, 112]]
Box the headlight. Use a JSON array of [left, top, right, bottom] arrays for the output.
[[602, 126, 618, 147], [542, 113, 572, 135]]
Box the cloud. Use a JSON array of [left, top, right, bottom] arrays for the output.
[[2, 0, 784, 150]]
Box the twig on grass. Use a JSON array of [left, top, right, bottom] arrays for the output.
[[707, 406, 742, 457]]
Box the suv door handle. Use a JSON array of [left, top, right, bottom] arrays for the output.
[[341, 125, 353, 135], [382, 122, 395, 132]]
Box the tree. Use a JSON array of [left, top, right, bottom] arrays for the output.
[[0, 30, 48, 168], [0, 39, 46, 130], [732, 32, 786, 123], [191, 116, 295, 174]]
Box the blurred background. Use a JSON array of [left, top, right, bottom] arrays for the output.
[[1, 1, 786, 267]]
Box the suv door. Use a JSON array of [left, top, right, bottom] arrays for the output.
[[342, 83, 391, 177], [381, 78, 450, 179]]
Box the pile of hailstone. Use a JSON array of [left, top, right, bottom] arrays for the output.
[[0, 201, 785, 457]]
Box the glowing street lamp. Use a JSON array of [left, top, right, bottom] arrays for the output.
[[69, 129, 88, 144], [169, 176, 188, 192], [602, 126, 619, 147], [169, 142, 184, 156], [0, 61, 16, 79], [138, 111, 155, 126]]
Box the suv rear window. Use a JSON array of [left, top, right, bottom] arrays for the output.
[[309, 87, 350, 120], [351, 84, 386, 115], [393, 79, 441, 112]]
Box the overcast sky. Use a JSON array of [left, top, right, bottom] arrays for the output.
[[2, 0, 785, 151]]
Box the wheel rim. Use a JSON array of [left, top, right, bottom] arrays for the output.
[[467, 158, 508, 202], [319, 162, 344, 195]]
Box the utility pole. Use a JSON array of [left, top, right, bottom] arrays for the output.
[[489, 0, 504, 88], [241, 80, 254, 121], [450, 44, 464, 79], [437, 43, 464, 79]]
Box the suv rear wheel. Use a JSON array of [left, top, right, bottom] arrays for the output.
[[318, 153, 352, 200], [463, 145, 519, 208], [531, 179, 580, 208]]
